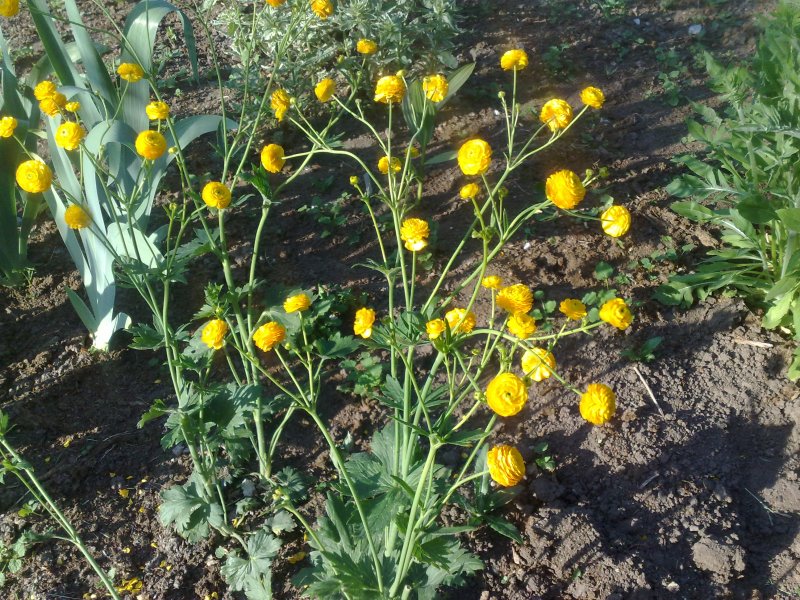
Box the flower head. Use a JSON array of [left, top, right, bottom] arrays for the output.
[[460, 183, 480, 200], [486, 372, 527, 417], [266, 0, 286, 6], [135, 130, 167, 160], [16, 160, 52, 194], [378, 156, 402, 174], [0, 116, 17, 138], [540, 98, 573, 132], [481, 275, 502, 290], [202, 182, 232, 209], [65, 101, 81, 112], [580, 86, 605, 109], [521, 348, 555, 382], [559, 298, 587, 320], [599, 298, 633, 330], [201, 319, 228, 350], [65, 205, 91, 230], [0, 0, 19, 18], [310, 0, 333, 19], [400, 218, 429, 252], [496, 284, 533, 314], [487, 445, 525, 486], [374, 75, 406, 104], [118, 63, 144, 83], [426, 318, 446, 340], [55, 122, 85, 151], [39, 92, 66, 117], [253, 322, 286, 352], [271, 89, 291, 121], [545, 169, 585, 210], [422, 74, 448, 102], [580, 383, 616, 425], [500, 49, 528, 71], [507, 313, 536, 339], [261, 144, 286, 173], [315, 78, 336, 102], [444, 308, 476, 334], [357, 39, 377, 54], [457, 139, 492, 176], [353, 307, 376, 339], [34, 81, 57, 101], [146, 101, 170, 120], [284, 293, 311, 313], [356, 38, 378, 54], [601, 205, 631, 238]]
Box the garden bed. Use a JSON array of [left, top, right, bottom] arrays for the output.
[[2, 0, 799, 598]]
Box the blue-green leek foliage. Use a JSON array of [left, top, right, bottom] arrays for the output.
[[24, 0, 233, 349]]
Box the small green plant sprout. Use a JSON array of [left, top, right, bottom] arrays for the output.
[[622, 336, 664, 363]]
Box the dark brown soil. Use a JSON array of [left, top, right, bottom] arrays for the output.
[[2, 0, 799, 599]]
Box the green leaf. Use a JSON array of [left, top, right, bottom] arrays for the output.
[[670, 200, 715, 222], [485, 515, 523, 543], [221, 529, 281, 600], [763, 291, 794, 329], [737, 194, 777, 224], [594, 261, 614, 281], [138, 399, 169, 428], [315, 333, 359, 359], [777, 207, 800, 231], [159, 478, 221, 542]]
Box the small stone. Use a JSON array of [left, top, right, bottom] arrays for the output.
[[688, 24, 704, 35]]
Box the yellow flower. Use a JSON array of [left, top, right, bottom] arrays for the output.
[[64, 205, 91, 230], [422, 74, 448, 102], [55, 122, 85, 151], [599, 298, 633, 330], [457, 139, 492, 176], [315, 78, 336, 103], [0, 0, 19, 18], [580, 86, 605, 109], [481, 275, 502, 290], [65, 101, 80, 112], [201, 319, 228, 350], [39, 92, 66, 117], [287, 551, 307, 564], [399, 217, 429, 252], [426, 318, 446, 340], [353, 307, 376, 339], [580, 383, 616, 425], [559, 298, 587, 320], [408, 146, 420, 158], [540, 98, 573, 132], [146, 101, 170, 120], [521, 347, 555, 382], [444, 308, 476, 334], [357, 39, 377, 55], [261, 143, 286, 173], [266, 0, 286, 6], [496, 284, 533, 314], [117, 63, 144, 83], [601, 205, 631, 238], [310, 0, 333, 19], [202, 181, 232, 209], [349, 175, 359, 186], [378, 156, 402, 174], [271, 89, 291, 121], [459, 182, 480, 200], [0, 116, 17, 138], [500, 49, 528, 71], [545, 169, 585, 210], [487, 445, 525, 487], [485, 372, 527, 417], [253, 322, 286, 352], [374, 75, 406, 104], [34, 80, 57, 101], [135, 130, 167, 160], [15, 160, 52, 193], [284, 293, 311, 313], [507, 313, 536, 339], [115, 578, 143, 594]]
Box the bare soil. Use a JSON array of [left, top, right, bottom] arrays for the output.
[[2, 0, 799, 599]]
